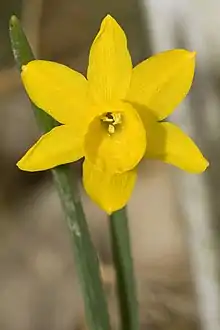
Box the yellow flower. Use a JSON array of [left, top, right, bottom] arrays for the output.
[[18, 15, 209, 214]]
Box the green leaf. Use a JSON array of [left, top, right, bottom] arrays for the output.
[[9, 15, 111, 330]]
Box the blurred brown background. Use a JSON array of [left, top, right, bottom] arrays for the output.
[[0, 1, 218, 330]]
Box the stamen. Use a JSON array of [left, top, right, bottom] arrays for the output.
[[101, 112, 122, 135], [108, 124, 115, 134], [101, 113, 114, 123], [112, 113, 122, 125]]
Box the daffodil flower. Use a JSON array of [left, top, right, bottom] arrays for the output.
[[18, 15, 209, 214]]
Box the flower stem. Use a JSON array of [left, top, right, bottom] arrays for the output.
[[109, 208, 139, 330], [53, 166, 111, 330], [9, 15, 111, 330]]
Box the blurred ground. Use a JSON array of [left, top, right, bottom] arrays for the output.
[[0, 0, 203, 329]]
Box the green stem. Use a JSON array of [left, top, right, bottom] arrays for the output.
[[53, 166, 111, 330], [9, 16, 111, 330], [109, 208, 139, 330]]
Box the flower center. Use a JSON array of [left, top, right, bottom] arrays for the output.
[[100, 112, 122, 135]]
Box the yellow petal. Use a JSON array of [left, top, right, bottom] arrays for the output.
[[126, 49, 195, 120], [21, 60, 88, 124], [83, 160, 137, 214], [145, 121, 209, 173], [87, 15, 132, 104], [17, 125, 84, 171], [84, 102, 146, 173]]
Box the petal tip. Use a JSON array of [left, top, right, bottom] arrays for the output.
[[21, 64, 27, 73], [203, 158, 209, 171], [16, 159, 26, 171], [104, 206, 113, 215], [194, 157, 209, 174], [105, 14, 114, 20], [21, 60, 38, 73], [101, 14, 118, 28], [190, 51, 197, 59], [101, 203, 124, 215], [16, 156, 37, 172], [16, 161, 21, 169]]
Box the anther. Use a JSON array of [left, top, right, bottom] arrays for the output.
[[108, 124, 115, 134]]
